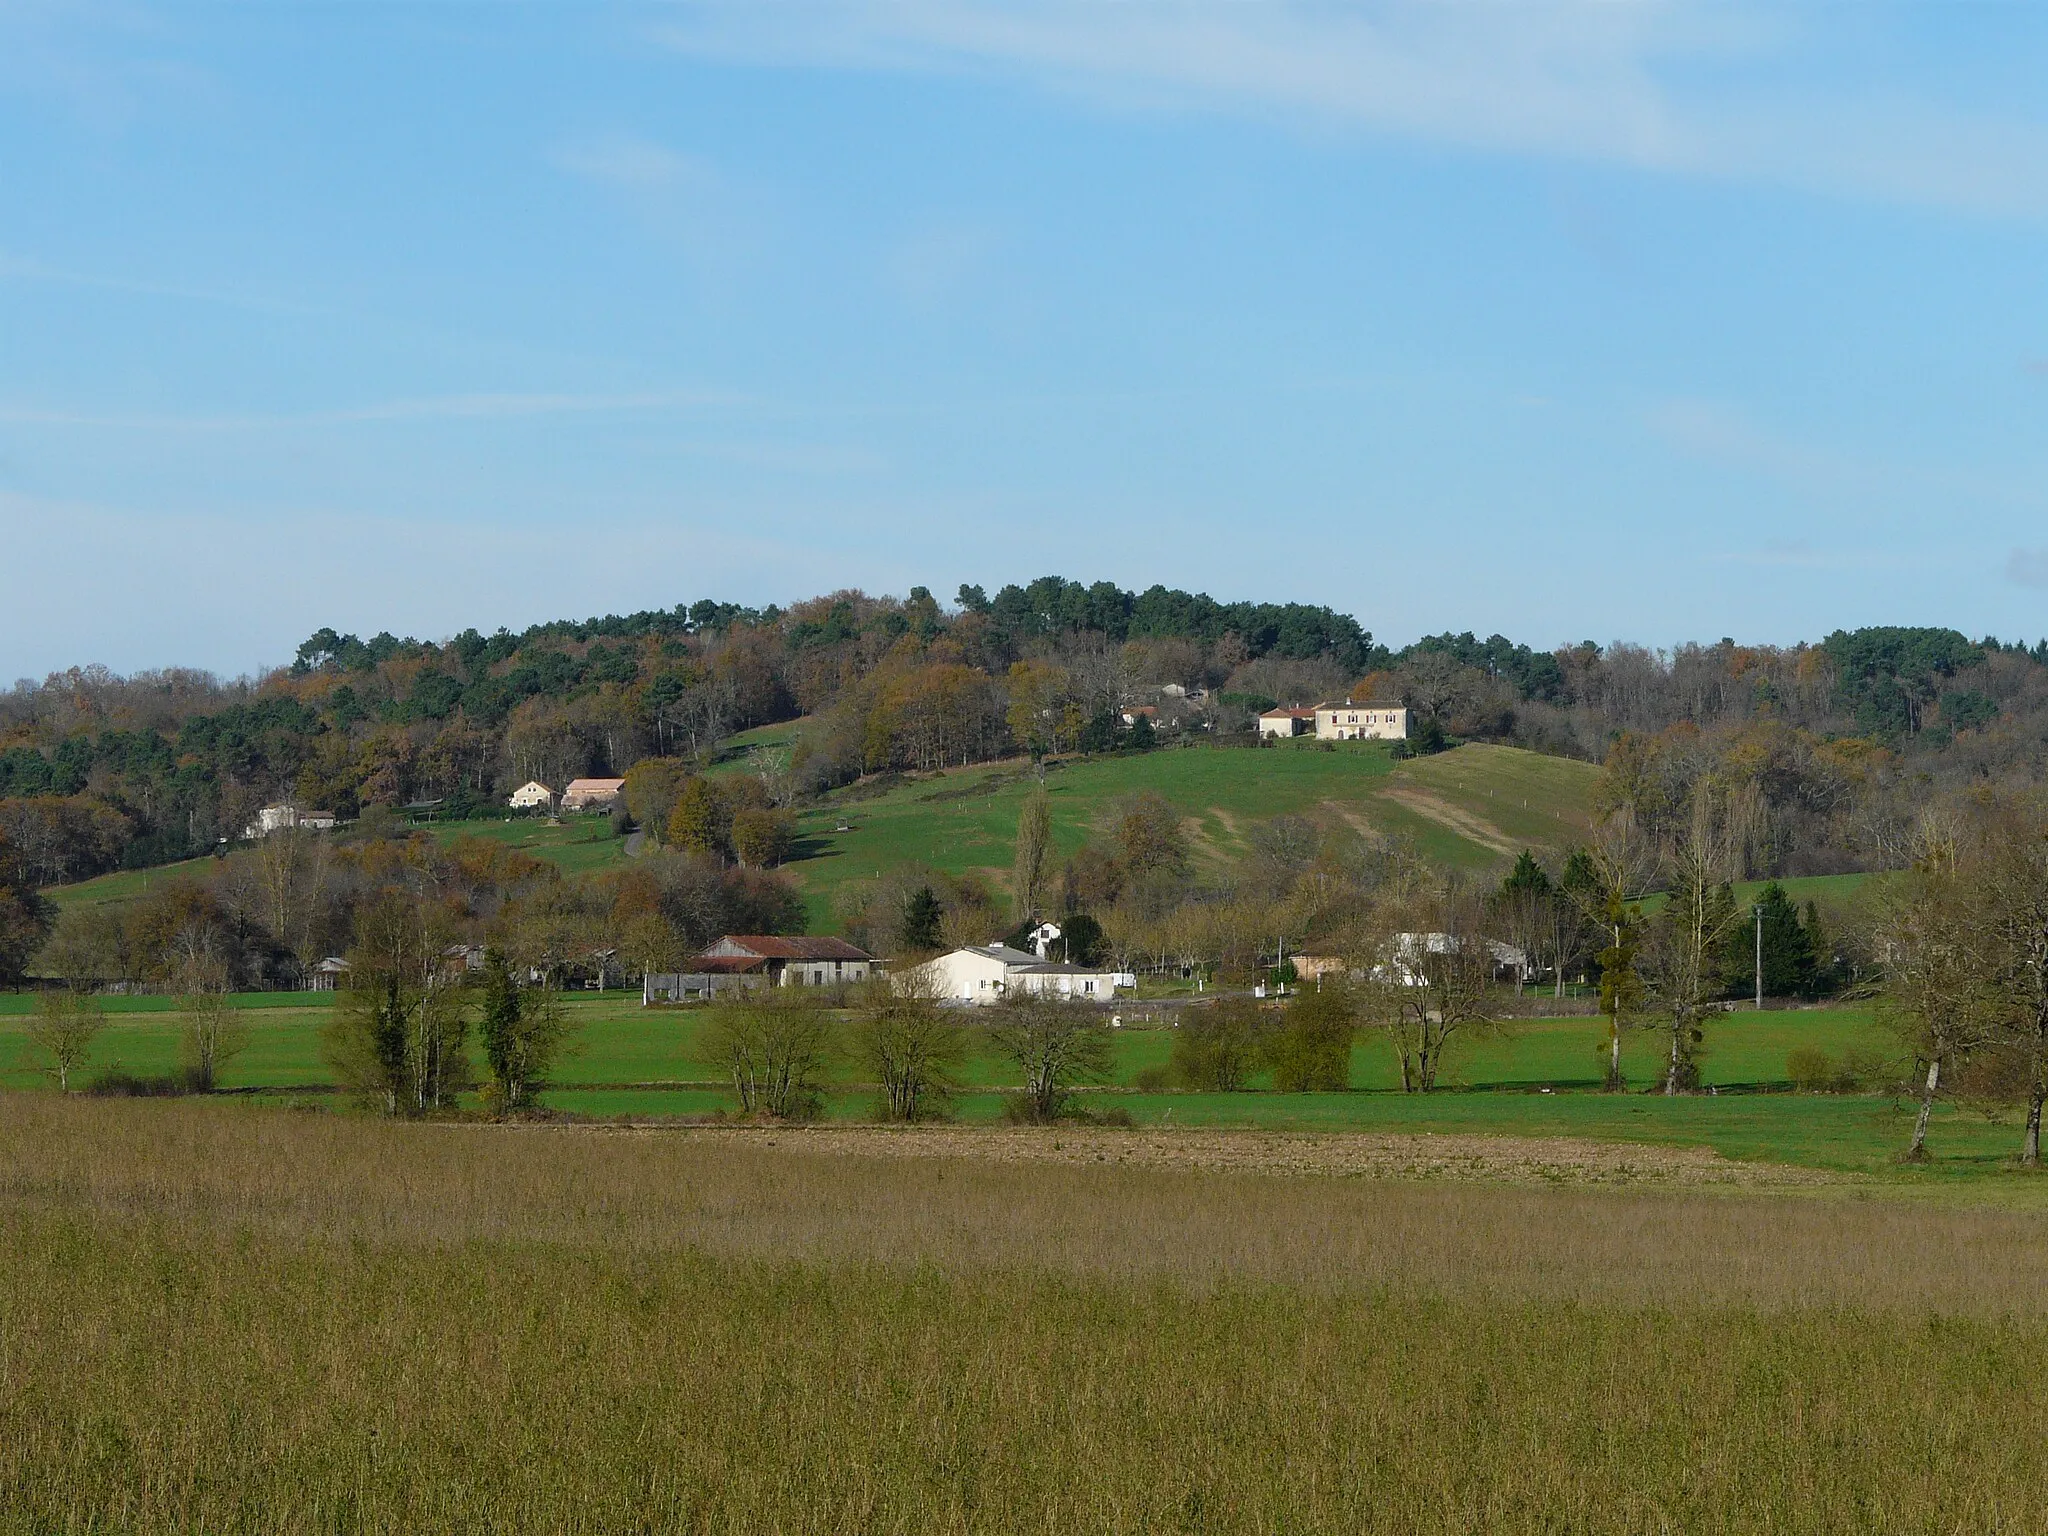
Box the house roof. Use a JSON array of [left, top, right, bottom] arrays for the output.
[[965, 943, 1043, 965], [1258, 706, 1318, 719], [952, 944, 1118, 977], [1314, 699, 1404, 711], [562, 777, 626, 792], [714, 935, 876, 962]]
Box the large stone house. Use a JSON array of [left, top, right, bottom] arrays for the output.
[[1312, 699, 1408, 741]]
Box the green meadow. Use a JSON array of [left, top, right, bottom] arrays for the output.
[[782, 738, 1599, 928], [4, 991, 2028, 1180]]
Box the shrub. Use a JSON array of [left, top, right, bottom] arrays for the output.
[[1266, 986, 1354, 1092], [1786, 1045, 1864, 1094], [1171, 999, 1268, 1092], [85, 1071, 190, 1098]]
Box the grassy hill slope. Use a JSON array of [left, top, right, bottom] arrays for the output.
[[36, 741, 1599, 936], [787, 740, 1598, 930]]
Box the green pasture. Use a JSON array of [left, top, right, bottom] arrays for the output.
[[425, 813, 631, 875], [787, 740, 1598, 926], [0, 993, 1896, 1097], [33, 741, 1600, 931], [8, 991, 2024, 1180], [1638, 870, 1875, 914], [41, 857, 222, 914]]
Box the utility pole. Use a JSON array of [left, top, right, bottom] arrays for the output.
[[1753, 904, 1765, 1012]]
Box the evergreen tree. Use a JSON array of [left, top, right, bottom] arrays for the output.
[[1739, 882, 1818, 999], [902, 885, 943, 952], [1500, 849, 1553, 900]]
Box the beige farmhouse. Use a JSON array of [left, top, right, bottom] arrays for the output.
[[507, 780, 554, 811], [1312, 700, 1408, 741]]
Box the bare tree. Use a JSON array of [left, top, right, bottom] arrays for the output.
[[701, 987, 837, 1119], [986, 995, 1112, 1122], [1640, 791, 1745, 1095], [1964, 799, 2048, 1163], [1877, 833, 1995, 1161], [854, 974, 962, 1121], [1358, 892, 1498, 1093], [177, 957, 248, 1093]]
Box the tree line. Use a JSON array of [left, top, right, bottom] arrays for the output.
[[9, 566, 2047, 892]]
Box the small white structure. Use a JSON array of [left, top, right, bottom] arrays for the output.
[[1312, 700, 1408, 741], [904, 943, 1133, 1005], [1378, 932, 1531, 986], [308, 956, 351, 992], [245, 803, 338, 838], [507, 780, 555, 811], [559, 777, 626, 812]]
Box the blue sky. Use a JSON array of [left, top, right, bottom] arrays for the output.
[[3, 1, 2046, 679]]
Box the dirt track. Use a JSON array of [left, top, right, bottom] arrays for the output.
[[652, 1124, 1846, 1188]]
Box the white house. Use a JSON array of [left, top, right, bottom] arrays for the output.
[[507, 780, 555, 811], [904, 943, 1133, 1006], [1312, 700, 1408, 741], [1378, 932, 1532, 986], [244, 803, 339, 838], [1257, 706, 1318, 739], [559, 777, 626, 812]]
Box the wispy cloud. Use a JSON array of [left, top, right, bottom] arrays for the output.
[[650, 1, 2048, 219], [0, 251, 322, 315], [2009, 549, 2048, 590], [546, 132, 767, 277], [0, 390, 744, 432], [548, 134, 718, 192]]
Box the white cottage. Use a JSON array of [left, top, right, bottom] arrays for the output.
[[904, 943, 1133, 1006]]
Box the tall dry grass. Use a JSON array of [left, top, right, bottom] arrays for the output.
[[3, 1098, 2048, 1532]]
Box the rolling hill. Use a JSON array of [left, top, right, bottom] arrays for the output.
[[38, 739, 1600, 936], [780, 739, 1598, 930]]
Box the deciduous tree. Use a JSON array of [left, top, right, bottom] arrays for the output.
[[986, 995, 1112, 1122], [27, 988, 105, 1092], [854, 975, 962, 1120], [702, 987, 836, 1119]]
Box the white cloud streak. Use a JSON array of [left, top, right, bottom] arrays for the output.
[[651, 1, 2048, 219], [0, 391, 745, 432]]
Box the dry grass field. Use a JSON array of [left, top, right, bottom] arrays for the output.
[[4, 1098, 2048, 1533]]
